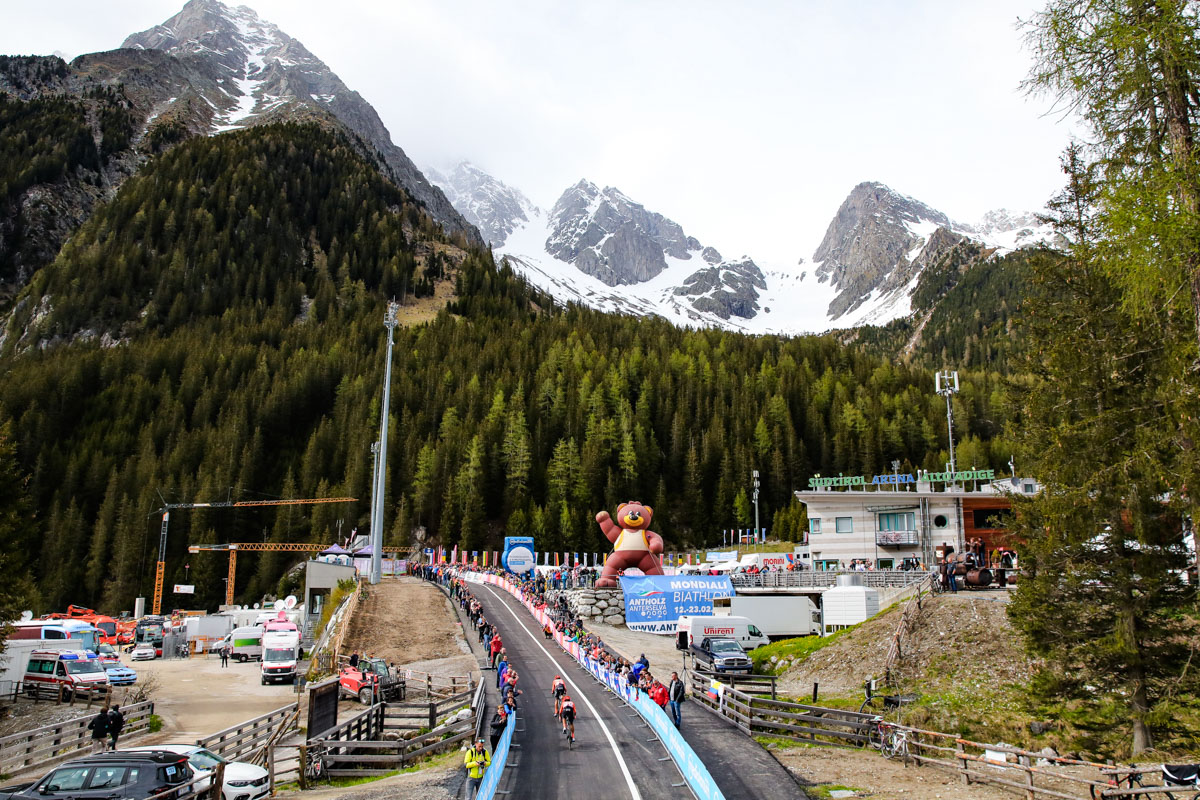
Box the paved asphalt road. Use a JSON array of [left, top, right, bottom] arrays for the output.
[[475, 584, 693, 800]]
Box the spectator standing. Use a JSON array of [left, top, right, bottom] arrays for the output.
[[488, 705, 508, 752], [464, 739, 491, 797], [107, 705, 125, 750], [219, 646, 229, 668], [668, 672, 685, 728], [489, 635, 503, 668], [88, 708, 109, 753], [349, 652, 359, 668]]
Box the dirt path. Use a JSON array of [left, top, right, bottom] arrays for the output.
[[340, 577, 476, 678], [774, 745, 1018, 799]]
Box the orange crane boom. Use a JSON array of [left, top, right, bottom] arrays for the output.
[[152, 496, 355, 614], [187, 542, 340, 606]]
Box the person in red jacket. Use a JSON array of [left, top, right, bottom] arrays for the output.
[[489, 634, 503, 668], [650, 681, 669, 710]]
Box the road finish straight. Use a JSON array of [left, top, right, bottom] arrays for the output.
[[476, 584, 693, 800]]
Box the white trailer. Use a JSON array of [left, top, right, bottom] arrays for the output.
[[712, 595, 820, 638]]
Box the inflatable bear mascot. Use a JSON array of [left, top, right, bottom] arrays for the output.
[[594, 501, 664, 588]]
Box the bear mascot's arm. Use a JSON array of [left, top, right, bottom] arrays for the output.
[[646, 529, 664, 554], [595, 510, 622, 543]]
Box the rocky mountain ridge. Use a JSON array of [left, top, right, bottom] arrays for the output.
[[121, 0, 476, 243], [428, 163, 1059, 335]]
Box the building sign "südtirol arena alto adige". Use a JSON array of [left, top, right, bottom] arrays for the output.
[[807, 469, 996, 489]]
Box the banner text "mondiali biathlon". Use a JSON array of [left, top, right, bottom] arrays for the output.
[[619, 575, 735, 634]]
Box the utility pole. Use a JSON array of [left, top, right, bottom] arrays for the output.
[[935, 370, 960, 476], [752, 470, 761, 546], [370, 301, 399, 584]]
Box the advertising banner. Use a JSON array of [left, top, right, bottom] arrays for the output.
[[705, 550, 738, 563], [619, 575, 735, 634], [502, 536, 535, 574]]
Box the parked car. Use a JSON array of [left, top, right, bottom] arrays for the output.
[[689, 635, 754, 674], [0, 749, 194, 800], [125, 745, 269, 800], [130, 644, 157, 661], [94, 647, 138, 686]]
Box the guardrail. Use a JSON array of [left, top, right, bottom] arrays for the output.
[[196, 702, 299, 762], [729, 569, 931, 590], [0, 700, 154, 776]]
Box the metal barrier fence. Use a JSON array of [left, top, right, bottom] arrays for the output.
[[0, 700, 155, 776], [730, 569, 932, 590]]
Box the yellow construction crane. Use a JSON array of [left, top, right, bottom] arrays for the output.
[[152, 496, 356, 614], [186, 542, 340, 606]]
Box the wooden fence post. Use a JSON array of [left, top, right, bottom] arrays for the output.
[[428, 702, 436, 731], [297, 745, 307, 791], [1019, 755, 1034, 800], [267, 745, 275, 796], [957, 741, 969, 785]]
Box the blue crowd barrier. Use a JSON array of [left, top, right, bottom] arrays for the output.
[[476, 710, 516, 800]]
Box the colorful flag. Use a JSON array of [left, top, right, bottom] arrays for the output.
[[472, 550, 478, 564]]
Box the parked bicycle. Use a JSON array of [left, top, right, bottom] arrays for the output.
[[1099, 765, 1200, 800], [869, 719, 911, 765]]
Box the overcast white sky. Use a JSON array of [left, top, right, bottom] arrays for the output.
[[1, 0, 1073, 265]]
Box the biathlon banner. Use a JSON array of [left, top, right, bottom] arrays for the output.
[[619, 575, 735, 634]]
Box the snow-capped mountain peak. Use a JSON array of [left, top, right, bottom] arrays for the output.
[[121, 0, 477, 241], [426, 162, 537, 247]]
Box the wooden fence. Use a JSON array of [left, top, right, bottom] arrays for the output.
[[299, 681, 480, 784], [690, 669, 1156, 800], [0, 700, 155, 776], [196, 702, 299, 763], [688, 671, 875, 746], [19, 682, 114, 708], [880, 574, 935, 685]]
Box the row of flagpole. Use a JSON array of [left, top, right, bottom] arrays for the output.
[[422, 548, 734, 568]]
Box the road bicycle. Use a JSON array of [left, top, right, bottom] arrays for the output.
[[1098, 766, 1200, 800], [868, 720, 910, 765]]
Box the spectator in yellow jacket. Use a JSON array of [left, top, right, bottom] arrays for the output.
[[464, 739, 491, 797]]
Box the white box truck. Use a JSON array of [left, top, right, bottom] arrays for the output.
[[675, 615, 770, 651], [712, 595, 820, 638]]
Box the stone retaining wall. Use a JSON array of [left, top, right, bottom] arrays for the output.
[[547, 588, 626, 626]]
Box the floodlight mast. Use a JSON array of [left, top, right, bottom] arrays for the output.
[[935, 370, 960, 476], [370, 301, 400, 584]]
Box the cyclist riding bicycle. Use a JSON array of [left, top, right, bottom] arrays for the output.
[[551, 675, 566, 716], [559, 694, 576, 742]]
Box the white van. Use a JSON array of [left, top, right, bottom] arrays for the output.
[[226, 626, 263, 662], [675, 615, 770, 651], [260, 630, 300, 684]]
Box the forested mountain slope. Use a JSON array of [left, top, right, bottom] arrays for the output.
[[0, 123, 1014, 615]]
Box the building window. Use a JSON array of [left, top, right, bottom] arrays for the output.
[[809, 518, 822, 535], [877, 558, 894, 569], [1024, 483, 1035, 493], [878, 512, 916, 531], [815, 559, 840, 571], [972, 509, 1007, 529], [835, 517, 853, 534]]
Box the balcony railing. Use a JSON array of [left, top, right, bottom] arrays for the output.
[[875, 530, 920, 547]]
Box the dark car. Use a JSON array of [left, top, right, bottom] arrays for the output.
[[0, 750, 195, 800]]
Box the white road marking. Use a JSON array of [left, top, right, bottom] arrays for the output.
[[483, 584, 643, 800]]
